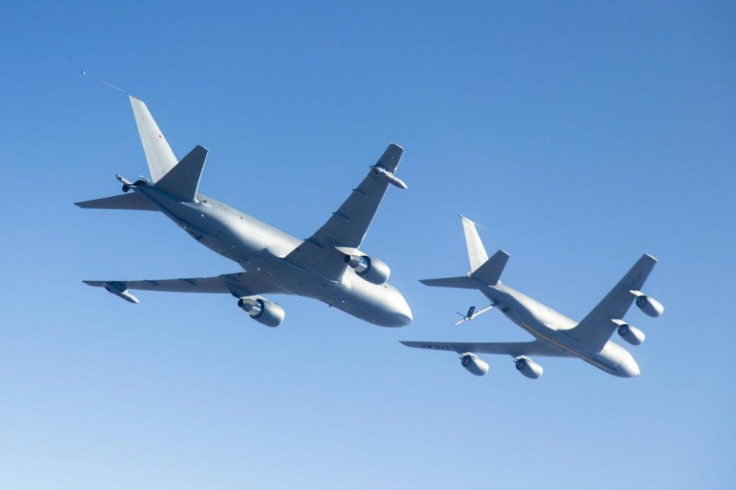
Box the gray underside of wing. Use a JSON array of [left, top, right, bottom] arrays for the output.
[[567, 254, 657, 350], [400, 340, 571, 357], [284, 144, 404, 279], [83, 271, 289, 297], [309, 143, 403, 249]]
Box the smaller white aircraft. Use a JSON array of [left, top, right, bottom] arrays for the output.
[[401, 216, 664, 379]]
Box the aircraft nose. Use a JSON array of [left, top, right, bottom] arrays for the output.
[[388, 290, 413, 327]]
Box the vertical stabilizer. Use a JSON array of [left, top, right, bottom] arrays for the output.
[[460, 215, 489, 272], [129, 96, 178, 182]]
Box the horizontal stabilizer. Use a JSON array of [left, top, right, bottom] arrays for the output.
[[470, 250, 510, 285], [420, 276, 476, 289], [155, 145, 208, 202], [75, 192, 157, 211]]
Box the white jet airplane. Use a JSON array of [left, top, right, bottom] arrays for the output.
[[401, 216, 663, 378], [76, 96, 413, 328]]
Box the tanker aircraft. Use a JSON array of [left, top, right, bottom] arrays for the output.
[[77, 96, 413, 328], [401, 216, 663, 378]]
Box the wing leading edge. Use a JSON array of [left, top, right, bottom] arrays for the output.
[[566, 254, 658, 351], [283, 144, 407, 280], [310, 143, 406, 249], [400, 340, 570, 357], [83, 271, 290, 300]]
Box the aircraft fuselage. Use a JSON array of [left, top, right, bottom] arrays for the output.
[[131, 182, 413, 327], [481, 283, 640, 377]]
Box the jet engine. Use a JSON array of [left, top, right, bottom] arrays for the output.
[[514, 356, 544, 379], [633, 292, 664, 317], [345, 254, 391, 285], [237, 297, 285, 327], [460, 353, 489, 376], [617, 323, 645, 345]]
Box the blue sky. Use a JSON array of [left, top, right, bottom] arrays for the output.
[[1, 1, 734, 488]]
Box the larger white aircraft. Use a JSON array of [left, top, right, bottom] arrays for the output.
[[401, 216, 663, 378], [76, 96, 412, 328]]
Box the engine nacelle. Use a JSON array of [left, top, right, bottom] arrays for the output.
[[618, 323, 645, 345], [515, 356, 543, 379], [345, 254, 391, 285], [237, 297, 285, 327], [633, 292, 664, 317], [460, 353, 489, 376]]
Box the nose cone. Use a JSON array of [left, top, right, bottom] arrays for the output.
[[384, 288, 413, 327]]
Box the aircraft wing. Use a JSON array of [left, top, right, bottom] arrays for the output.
[[309, 143, 405, 249], [83, 271, 289, 299], [283, 144, 406, 279], [400, 340, 570, 357], [566, 254, 657, 350]]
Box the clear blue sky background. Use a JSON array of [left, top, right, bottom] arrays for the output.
[[1, 1, 734, 488]]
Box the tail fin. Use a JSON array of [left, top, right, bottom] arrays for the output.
[[460, 215, 488, 272], [459, 215, 509, 284], [420, 216, 509, 289], [154, 145, 208, 202], [129, 95, 178, 182]]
